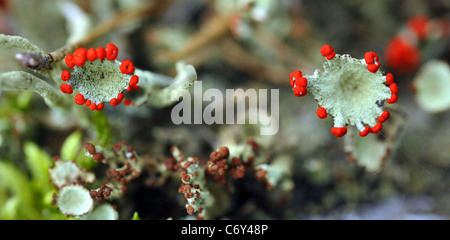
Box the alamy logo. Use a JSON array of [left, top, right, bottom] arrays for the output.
[[171, 81, 279, 135]]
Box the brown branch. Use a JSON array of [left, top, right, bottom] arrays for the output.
[[156, 9, 306, 85], [157, 12, 302, 85], [162, 14, 232, 63], [24, 0, 172, 70], [253, 25, 315, 73], [219, 38, 288, 85]]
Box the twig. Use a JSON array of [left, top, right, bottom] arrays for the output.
[[162, 14, 231, 63], [253, 25, 315, 72], [159, 12, 301, 85], [219, 38, 288, 85], [22, 0, 172, 71]]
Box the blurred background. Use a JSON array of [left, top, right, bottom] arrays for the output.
[[0, 0, 449, 219]]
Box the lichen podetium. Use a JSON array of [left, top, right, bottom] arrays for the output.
[[290, 44, 398, 137], [60, 43, 139, 111]]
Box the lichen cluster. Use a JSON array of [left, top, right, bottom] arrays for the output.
[[0, 0, 449, 221]]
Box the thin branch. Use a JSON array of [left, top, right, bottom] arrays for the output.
[[158, 12, 305, 85], [162, 14, 231, 63], [21, 0, 172, 71], [219, 38, 288, 85], [253, 25, 315, 72]]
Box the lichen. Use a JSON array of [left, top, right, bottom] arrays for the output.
[[57, 184, 93, 217], [290, 45, 398, 137]]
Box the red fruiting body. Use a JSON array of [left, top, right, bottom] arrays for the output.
[[387, 94, 398, 104], [320, 44, 336, 60], [316, 107, 327, 119], [407, 15, 430, 41], [290, 70, 302, 87], [74, 93, 85, 105], [359, 126, 370, 137], [73, 48, 87, 67], [117, 92, 124, 101], [60, 84, 73, 94], [296, 77, 307, 87], [290, 70, 308, 97], [106, 43, 118, 60], [85, 99, 91, 106], [381, 110, 390, 120], [124, 99, 132, 106], [384, 35, 420, 74], [378, 111, 390, 123], [96, 47, 106, 60], [61, 70, 70, 81], [370, 123, 383, 133], [129, 75, 139, 87], [86, 48, 97, 61], [120, 60, 135, 74], [367, 64, 380, 73], [364, 51, 380, 73], [132, 85, 139, 91], [389, 83, 399, 94], [331, 127, 347, 137], [65, 54, 74, 68], [386, 73, 394, 85], [110, 98, 119, 106], [96, 103, 104, 111], [89, 103, 97, 111], [293, 86, 307, 97]]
